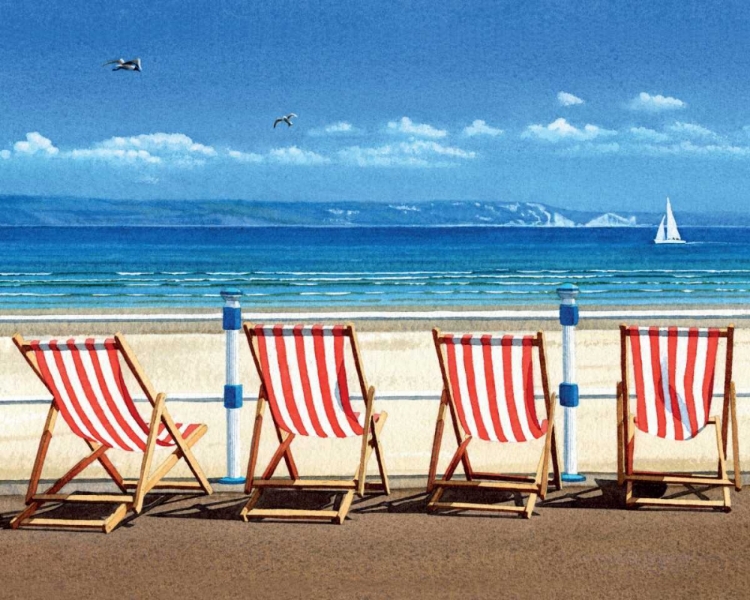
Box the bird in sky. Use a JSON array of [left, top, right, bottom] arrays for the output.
[[103, 58, 142, 72], [274, 113, 298, 128]]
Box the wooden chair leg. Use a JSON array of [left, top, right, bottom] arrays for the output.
[[25, 404, 58, 504], [730, 382, 742, 491], [335, 490, 355, 524], [276, 427, 300, 481], [134, 393, 166, 513], [240, 488, 264, 521], [427, 392, 449, 493], [714, 417, 732, 513], [357, 411, 390, 494], [617, 382, 624, 486], [371, 413, 390, 495], [245, 391, 266, 493], [524, 493, 538, 519], [540, 394, 557, 498], [550, 424, 562, 491], [357, 386, 376, 496], [442, 437, 472, 483], [159, 408, 213, 495], [258, 434, 295, 483]]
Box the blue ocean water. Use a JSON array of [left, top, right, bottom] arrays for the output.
[[0, 226, 749, 309]]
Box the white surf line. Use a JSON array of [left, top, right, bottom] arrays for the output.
[[0, 313, 223, 323], [2, 308, 750, 323]]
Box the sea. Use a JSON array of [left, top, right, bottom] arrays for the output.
[[0, 226, 749, 310]]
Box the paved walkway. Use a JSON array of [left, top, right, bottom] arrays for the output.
[[1, 481, 748, 599]]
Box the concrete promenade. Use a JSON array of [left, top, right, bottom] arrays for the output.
[[0, 484, 748, 599]]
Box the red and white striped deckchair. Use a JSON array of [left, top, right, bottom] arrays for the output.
[[618, 325, 741, 511], [241, 323, 390, 524], [11, 333, 212, 533], [428, 329, 561, 518]]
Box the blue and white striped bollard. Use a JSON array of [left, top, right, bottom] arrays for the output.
[[557, 283, 586, 483], [219, 289, 245, 484]]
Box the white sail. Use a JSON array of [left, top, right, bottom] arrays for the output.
[[665, 197, 682, 240], [654, 216, 666, 242], [654, 196, 686, 244]]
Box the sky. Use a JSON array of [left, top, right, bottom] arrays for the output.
[[2, 0, 750, 213]]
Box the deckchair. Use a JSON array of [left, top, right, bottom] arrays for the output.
[[241, 323, 390, 524], [427, 329, 562, 518], [11, 333, 213, 533], [618, 325, 741, 511]]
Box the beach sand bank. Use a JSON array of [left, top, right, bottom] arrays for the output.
[[0, 310, 748, 486]]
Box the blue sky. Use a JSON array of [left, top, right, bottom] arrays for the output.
[[2, 0, 750, 213]]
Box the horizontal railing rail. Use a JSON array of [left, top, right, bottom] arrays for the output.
[[3, 389, 750, 405]]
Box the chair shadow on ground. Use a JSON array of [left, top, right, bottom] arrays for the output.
[[5, 479, 728, 528], [0, 492, 208, 531], [148, 489, 359, 524]]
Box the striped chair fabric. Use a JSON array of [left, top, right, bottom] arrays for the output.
[[439, 333, 547, 443], [30, 338, 200, 452], [627, 326, 720, 441], [251, 325, 366, 438]]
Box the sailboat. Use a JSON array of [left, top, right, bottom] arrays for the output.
[[654, 197, 686, 244]]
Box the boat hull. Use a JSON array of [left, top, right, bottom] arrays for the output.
[[654, 239, 686, 245]]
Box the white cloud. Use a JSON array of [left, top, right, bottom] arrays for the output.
[[308, 121, 358, 136], [99, 133, 217, 156], [463, 119, 503, 137], [0, 149, 10, 160], [68, 148, 161, 164], [66, 133, 216, 166], [643, 140, 750, 157], [13, 132, 59, 156], [560, 142, 621, 156], [628, 92, 686, 112], [269, 146, 330, 165], [668, 121, 717, 138], [522, 118, 616, 142], [228, 149, 264, 163], [630, 127, 670, 142], [387, 117, 447, 138], [557, 92, 584, 106], [339, 139, 475, 167]]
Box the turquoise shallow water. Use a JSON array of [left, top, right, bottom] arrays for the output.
[[0, 226, 747, 309]]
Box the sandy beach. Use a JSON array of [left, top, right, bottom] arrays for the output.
[[0, 308, 747, 486]]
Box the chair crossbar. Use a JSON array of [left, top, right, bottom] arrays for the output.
[[433, 479, 540, 493], [32, 493, 134, 503]]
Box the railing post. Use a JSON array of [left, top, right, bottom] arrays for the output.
[[219, 289, 244, 484], [557, 283, 585, 483]]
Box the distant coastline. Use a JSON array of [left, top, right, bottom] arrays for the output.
[[0, 195, 744, 228]]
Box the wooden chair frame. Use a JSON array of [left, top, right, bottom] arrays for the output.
[[617, 324, 741, 511], [427, 329, 562, 519], [241, 323, 390, 524], [10, 332, 213, 533]]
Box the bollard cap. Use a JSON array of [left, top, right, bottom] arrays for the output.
[[556, 283, 579, 302], [221, 288, 243, 301]]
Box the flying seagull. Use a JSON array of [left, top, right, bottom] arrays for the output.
[[103, 58, 142, 72], [274, 113, 297, 128]]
